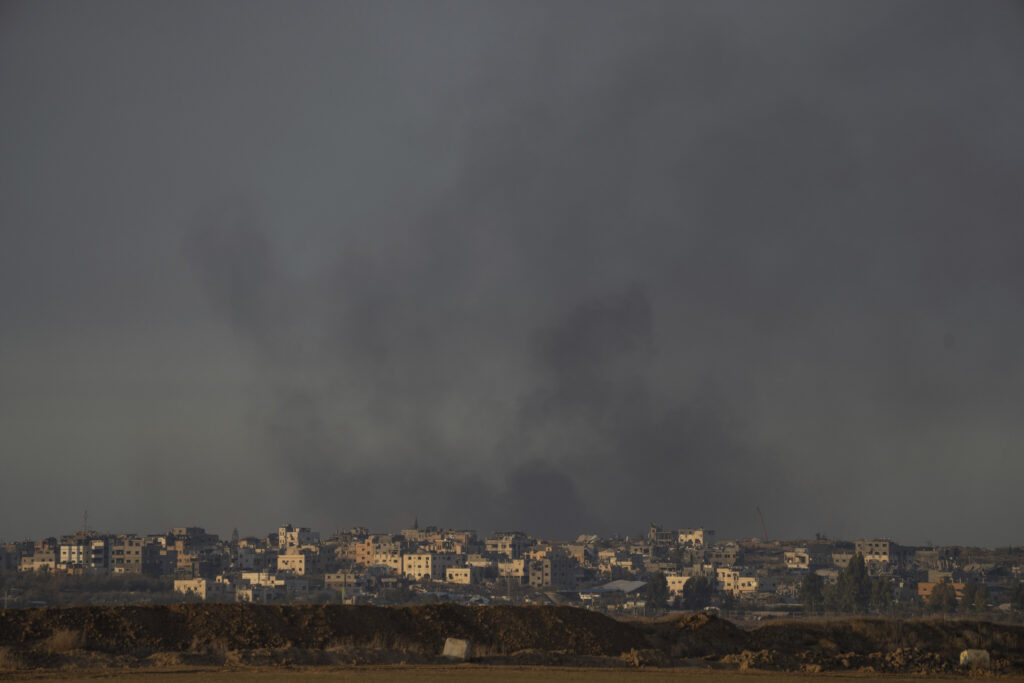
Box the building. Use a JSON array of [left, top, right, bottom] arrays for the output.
[[174, 577, 234, 601], [854, 540, 911, 569], [446, 567, 484, 585], [19, 549, 56, 573], [666, 574, 690, 596], [402, 552, 462, 581], [705, 544, 741, 566], [497, 559, 528, 583], [370, 550, 403, 574], [355, 536, 403, 567], [59, 542, 87, 572], [239, 572, 310, 599], [486, 532, 529, 559], [110, 536, 154, 574], [278, 525, 320, 552], [527, 556, 577, 588], [716, 568, 740, 593], [785, 546, 832, 570], [171, 527, 219, 550], [678, 529, 715, 548], [277, 551, 316, 576], [648, 524, 676, 544], [235, 584, 279, 603]]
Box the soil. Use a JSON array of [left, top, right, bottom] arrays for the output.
[[1, 604, 1022, 675]]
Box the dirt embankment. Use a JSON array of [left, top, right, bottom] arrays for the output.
[[1, 604, 1022, 674]]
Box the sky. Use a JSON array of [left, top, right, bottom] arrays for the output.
[[2, 1, 1023, 547]]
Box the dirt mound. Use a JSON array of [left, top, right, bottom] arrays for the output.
[[0, 604, 646, 659], [3, 605, 1023, 674], [747, 618, 1024, 673]]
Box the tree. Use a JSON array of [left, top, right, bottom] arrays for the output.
[[646, 572, 669, 612], [822, 581, 841, 613], [831, 554, 871, 613], [800, 572, 824, 615], [961, 581, 978, 613], [1011, 581, 1024, 611], [843, 554, 871, 613], [928, 582, 958, 614], [870, 576, 893, 614], [682, 575, 714, 610], [972, 585, 989, 615]]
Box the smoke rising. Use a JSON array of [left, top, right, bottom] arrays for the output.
[[2, 1, 1023, 544]]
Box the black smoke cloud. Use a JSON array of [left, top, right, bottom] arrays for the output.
[[181, 2, 1024, 543], [4, 1, 1024, 545]]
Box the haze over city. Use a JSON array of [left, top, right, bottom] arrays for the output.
[[2, 1, 1023, 547]]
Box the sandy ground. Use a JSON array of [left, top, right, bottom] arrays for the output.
[[2, 666, 1021, 682]]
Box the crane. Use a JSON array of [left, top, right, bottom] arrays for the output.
[[756, 506, 768, 542]]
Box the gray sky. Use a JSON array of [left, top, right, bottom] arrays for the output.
[[2, 1, 1023, 546]]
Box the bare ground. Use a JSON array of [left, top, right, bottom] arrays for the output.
[[2, 604, 1022, 676]]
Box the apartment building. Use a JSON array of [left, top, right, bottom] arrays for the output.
[[855, 539, 912, 568], [19, 549, 56, 573], [486, 532, 529, 559], [716, 568, 739, 593], [705, 545, 741, 566], [445, 566, 484, 585], [784, 546, 832, 570], [527, 556, 577, 588], [678, 528, 715, 548], [173, 577, 234, 601], [666, 574, 690, 596], [110, 536, 155, 574], [402, 552, 462, 581], [277, 549, 322, 576], [497, 558, 528, 583], [278, 525, 320, 552]]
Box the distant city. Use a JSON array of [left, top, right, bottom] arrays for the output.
[[3, 523, 1024, 618]]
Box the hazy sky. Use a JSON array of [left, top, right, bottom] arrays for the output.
[[2, 1, 1023, 546]]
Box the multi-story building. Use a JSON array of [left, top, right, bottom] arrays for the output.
[[19, 549, 56, 573], [678, 529, 715, 548], [277, 544, 324, 575], [110, 536, 153, 574], [355, 536, 403, 567], [446, 567, 484, 585], [527, 556, 577, 588], [402, 552, 462, 581], [59, 542, 87, 572], [854, 540, 912, 569], [648, 524, 677, 544], [173, 576, 234, 601], [278, 525, 319, 552], [705, 544, 741, 566], [171, 527, 219, 550], [784, 546, 832, 570], [716, 568, 740, 593], [497, 559, 528, 583], [486, 532, 529, 559], [666, 574, 690, 597]]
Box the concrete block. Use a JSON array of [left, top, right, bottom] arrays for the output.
[[959, 649, 990, 669], [442, 637, 473, 660]]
